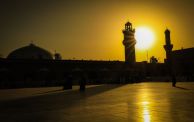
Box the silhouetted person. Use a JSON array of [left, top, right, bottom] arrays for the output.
[[79, 75, 86, 92], [67, 75, 73, 89], [63, 75, 73, 90], [172, 75, 176, 87]]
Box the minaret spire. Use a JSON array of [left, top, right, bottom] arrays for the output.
[[122, 21, 136, 65], [164, 29, 173, 64]]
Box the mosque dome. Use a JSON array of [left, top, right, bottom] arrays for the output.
[[7, 43, 53, 60]]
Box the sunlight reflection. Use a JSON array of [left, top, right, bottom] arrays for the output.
[[138, 89, 152, 122], [142, 101, 151, 122]]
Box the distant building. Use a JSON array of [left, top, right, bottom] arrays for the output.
[[150, 56, 158, 64], [54, 52, 62, 60], [7, 43, 53, 60]]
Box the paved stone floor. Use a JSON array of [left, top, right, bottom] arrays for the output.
[[1, 82, 194, 122]]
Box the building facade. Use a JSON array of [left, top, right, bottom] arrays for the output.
[[164, 29, 194, 80], [0, 22, 194, 88]]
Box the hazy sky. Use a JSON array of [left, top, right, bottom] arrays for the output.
[[1, 0, 194, 62]]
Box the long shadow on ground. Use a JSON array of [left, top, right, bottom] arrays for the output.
[[0, 84, 125, 121], [175, 86, 189, 90]]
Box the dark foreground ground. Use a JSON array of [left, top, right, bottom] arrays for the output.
[[0, 82, 194, 122]]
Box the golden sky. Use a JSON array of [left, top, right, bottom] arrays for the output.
[[0, 0, 194, 62]]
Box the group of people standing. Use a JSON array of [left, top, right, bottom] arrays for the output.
[[63, 75, 86, 91], [62, 73, 177, 91]]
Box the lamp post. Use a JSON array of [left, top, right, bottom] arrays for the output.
[[146, 50, 149, 63]]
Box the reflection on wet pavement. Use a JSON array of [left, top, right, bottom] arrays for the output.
[[1, 82, 194, 122]]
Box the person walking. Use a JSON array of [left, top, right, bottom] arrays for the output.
[[63, 75, 73, 90], [172, 75, 176, 87], [80, 75, 86, 92]]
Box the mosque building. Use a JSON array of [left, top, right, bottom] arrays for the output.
[[7, 43, 53, 60], [163, 29, 194, 79], [0, 22, 194, 88]]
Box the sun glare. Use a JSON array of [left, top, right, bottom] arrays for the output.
[[135, 27, 155, 50]]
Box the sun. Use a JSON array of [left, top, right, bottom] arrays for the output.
[[135, 27, 155, 50]]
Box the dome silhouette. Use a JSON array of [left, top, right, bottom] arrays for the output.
[[7, 43, 53, 60]]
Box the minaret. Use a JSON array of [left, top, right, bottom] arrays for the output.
[[122, 21, 136, 64], [164, 29, 173, 64]]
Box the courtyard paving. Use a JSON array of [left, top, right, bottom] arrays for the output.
[[0, 82, 194, 122]]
